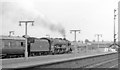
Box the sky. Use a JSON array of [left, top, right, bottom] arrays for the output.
[[0, 0, 120, 42]]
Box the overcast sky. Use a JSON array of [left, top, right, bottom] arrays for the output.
[[0, 0, 119, 41]]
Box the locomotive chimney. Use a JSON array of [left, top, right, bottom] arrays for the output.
[[63, 34, 66, 40]]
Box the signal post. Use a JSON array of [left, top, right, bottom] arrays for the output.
[[118, 1, 120, 48]]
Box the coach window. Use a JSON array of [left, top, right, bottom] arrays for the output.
[[21, 42, 24, 47], [8, 42, 11, 47], [0, 41, 4, 48]]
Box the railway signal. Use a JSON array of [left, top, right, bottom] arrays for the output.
[[19, 21, 34, 58], [70, 30, 80, 42], [109, 8, 120, 50]]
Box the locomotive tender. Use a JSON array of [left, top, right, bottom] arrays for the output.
[[0, 35, 72, 58]]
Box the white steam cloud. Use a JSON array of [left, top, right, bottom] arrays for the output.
[[2, 1, 66, 37]]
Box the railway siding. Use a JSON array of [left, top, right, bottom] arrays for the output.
[[2, 51, 117, 69]]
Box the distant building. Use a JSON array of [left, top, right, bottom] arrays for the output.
[[0, 35, 25, 40]]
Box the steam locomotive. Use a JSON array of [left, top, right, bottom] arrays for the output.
[[0, 36, 72, 58]]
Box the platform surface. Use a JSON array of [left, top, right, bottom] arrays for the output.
[[1, 49, 117, 68]]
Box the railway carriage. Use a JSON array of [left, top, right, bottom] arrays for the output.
[[0, 36, 25, 58]]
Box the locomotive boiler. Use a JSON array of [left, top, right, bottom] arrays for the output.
[[50, 38, 72, 54]]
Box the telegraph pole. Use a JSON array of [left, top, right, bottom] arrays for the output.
[[114, 9, 117, 46], [19, 21, 34, 58], [9, 31, 14, 36], [70, 30, 80, 42], [118, 2, 120, 68], [95, 34, 102, 48]]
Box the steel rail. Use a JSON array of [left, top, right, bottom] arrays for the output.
[[86, 58, 118, 68]]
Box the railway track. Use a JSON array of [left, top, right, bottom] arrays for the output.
[[86, 58, 118, 68], [30, 52, 118, 69]]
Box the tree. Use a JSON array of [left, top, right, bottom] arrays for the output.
[[85, 39, 90, 43]]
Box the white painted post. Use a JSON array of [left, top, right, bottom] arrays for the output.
[[118, 1, 120, 47]]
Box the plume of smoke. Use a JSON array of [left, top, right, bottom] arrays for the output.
[[35, 16, 66, 37], [2, 1, 66, 37]]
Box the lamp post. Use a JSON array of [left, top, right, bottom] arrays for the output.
[[9, 31, 14, 36], [19, 21, 34, 58], [95, 34, 102, 48], [70, 30, 80, 42]]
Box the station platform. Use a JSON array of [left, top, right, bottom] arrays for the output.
[[1, 49, 117, 69]]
